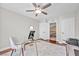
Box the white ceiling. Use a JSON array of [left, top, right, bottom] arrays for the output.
[[0, 3, 79, 21]]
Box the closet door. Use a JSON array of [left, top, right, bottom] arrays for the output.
[[39, 23, 50, 40]]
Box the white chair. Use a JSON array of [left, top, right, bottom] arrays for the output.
[[9, 37, 22, 56]]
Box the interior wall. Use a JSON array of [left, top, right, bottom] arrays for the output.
[[39, 17, 76, 42], [60, 17, 75, 40], [75, 11, 79, 39], [56, 19, 62, 41], [0, 8, 1, 47], [0, 7, 39, 49], [54, 17, 75, 41], [39, 23, 50, 39]]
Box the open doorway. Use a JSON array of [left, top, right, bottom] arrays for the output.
[[49, 23, 56, 43]]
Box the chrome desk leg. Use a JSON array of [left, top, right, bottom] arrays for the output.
[[11, 49, 15, 56], [21, 47, 24, 56]]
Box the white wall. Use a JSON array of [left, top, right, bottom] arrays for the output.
[[39, 20, 56, 40], [56, 18, 62, 41], [60, 17, 75, 41], [39, 17, 76, 42], [39, 23, 50, 39], [0, 7, 39, 49], [51, 17, 75, 41], [0, 8, 1, 46], [75, 11, 79, 39]]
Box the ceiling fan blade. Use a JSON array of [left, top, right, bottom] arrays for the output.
[[26, 10, 34, 12], [41, 11, 47, 15], [42, 3, 51, 9], [32, 3, 37, 7]]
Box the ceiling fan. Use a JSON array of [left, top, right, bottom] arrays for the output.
[[26, 3, 52, 16]]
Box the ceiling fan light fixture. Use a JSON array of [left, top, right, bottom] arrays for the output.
[[26, 3, 52, 16], [34, 8, 42, 14], [35, 10, 41, 14]]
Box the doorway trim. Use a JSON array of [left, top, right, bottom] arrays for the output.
[[49, 20, 57, 42]]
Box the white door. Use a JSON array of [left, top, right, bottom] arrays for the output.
[[39, 23, 50, 40], [60, 18, 75, 40]]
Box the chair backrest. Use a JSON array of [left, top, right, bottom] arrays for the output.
[[9, 37, 17, 49], [28, 31, 35, 39]]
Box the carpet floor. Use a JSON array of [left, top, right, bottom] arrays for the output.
[[0, 40, 66, 56]]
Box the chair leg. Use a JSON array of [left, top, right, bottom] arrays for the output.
[[10, 49, 14, 56]]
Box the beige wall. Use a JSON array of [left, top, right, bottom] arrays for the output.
[[0, 7, 39, 49]]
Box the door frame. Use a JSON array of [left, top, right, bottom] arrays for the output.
[[49, 20, 57, 41]]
